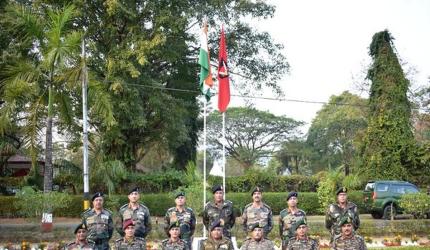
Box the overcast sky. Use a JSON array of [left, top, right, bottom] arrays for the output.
[[221, 0, 430, 132]]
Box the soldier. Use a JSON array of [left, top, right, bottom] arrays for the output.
[[333, 215, 367, 250], [164, 191, 196, 249], [81, 192, 113, 250], [117, 187, 152, 239], [286, 218, 319, 250], [201, 219, 234, 250], [240, 223, 276, 250], [203, 184, 236, 238], [161, 221, 189, 250], [242, 186, 273, 236], [325, 187, 360, 242], [114, 219, 146, 250], [279, 191, 307, 250], [64, 223, 94, 250]]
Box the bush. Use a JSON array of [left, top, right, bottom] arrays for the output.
[[0, 191, 367, 218], [399, 192, 430, 218], [15, 186, 73, 218]]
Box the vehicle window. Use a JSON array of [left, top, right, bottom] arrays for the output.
[[405, 185, 418, 193], [390, 184, 406, 194], [376, 183, 389, 192], [365, 183, 375, 191]]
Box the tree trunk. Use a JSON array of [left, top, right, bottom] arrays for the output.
[[44, 85, 53, 193], [295, 156, 299, 174]]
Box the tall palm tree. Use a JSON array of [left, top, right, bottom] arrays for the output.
[[0, 4, 115, 192]]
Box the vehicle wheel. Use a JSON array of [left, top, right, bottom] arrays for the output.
[[383, 204, 397, 219], [371, 212, 383, 219]]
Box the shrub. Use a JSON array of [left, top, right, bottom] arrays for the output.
[[399, 192, 430, 218], [14, 186, 73, 218]]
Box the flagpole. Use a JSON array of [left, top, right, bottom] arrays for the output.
[[203, 99, 207, 238], [222, 112, 226, 200]]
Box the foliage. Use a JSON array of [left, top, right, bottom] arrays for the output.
[[399, 192, 430, 219], [207, 107, 303, 169], [360, 30, 416, 180], [306, 91, 367, 174], [126, 169, 187, 193], [14, 186, 72, 218], [316, 169, 341, 213], [276, 139, 315, 175]]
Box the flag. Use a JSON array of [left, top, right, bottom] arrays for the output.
[[217, 26, 230, 112], [209, 159, 224, 177], [199, 22, 213, 100]]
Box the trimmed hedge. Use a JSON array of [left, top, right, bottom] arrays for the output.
[[0, 191, 365, 217]]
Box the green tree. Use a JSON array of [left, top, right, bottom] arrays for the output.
[[306, 91, 367, 175], [360, 30, 416, 180], [276, 139, 314, 175], [207, 107, 303, 169], [0, 3, 114, 191]]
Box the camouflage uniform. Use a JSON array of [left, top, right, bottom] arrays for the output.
[[279, 208, 306, 249], [114, 237, 146, 250], [203, 201, 236, 238], [286, 237, 319, 250], [64, 241, 95, 250], [161, 239, 190, 250], [333, 234, 367, 250], [242, 203, 273, 235], [81, 209, 113, 250], [164, 207, 196, 248], [117, 203, 152, 238], [201, 237, 234, 250], [240, 238, 275, 250], [325, 202, 360, 241]]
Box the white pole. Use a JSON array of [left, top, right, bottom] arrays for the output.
[[222, 112, 226, 200], [82, 37, 90, 210], [203, 99, 207, 238]]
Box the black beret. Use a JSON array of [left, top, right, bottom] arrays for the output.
[[336, 187, 348, 195], [168, 221, 181, 230], [175, 191, 185, 199], [251, 186, 263, 196], [74, 223, 87, 234], [209, 219, 223, 231], [287, 191, 298, 201], [129, 187, 140, 195], [91, 192, 104, 201], [212, 184, 223, 194]]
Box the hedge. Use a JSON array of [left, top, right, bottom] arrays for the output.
[[0, 191, 365, 218]]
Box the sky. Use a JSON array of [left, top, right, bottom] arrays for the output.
[[221, 0, 430, 132]]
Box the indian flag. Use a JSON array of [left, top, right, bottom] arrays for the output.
[[199, 22, 213, 100]]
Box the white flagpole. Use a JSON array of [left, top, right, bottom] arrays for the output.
[[203, 99, 207, 238], [222, 112, 226, 200]]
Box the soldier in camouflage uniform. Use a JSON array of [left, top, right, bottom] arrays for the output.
[[203, 185, 236, 238], [81, 192, 113, 250], [325, 187, 360, 243], [117, 187, 152, 239], [64, 223, 95, 250], [161, 221, 189, 250], [240, 223, 275, 250], [164, 191, 196, 249], [201, 219, 234, 250], [286, 218, 319, 250], [114, 219, 146, 250], [279, 192, 307, 250], [242, 187, 273, 236], [333, 215, 367, 250]]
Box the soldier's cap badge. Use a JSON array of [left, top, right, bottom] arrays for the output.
[[251, 186, 263, 196], [336, 187, 348, 196], [212, 184, 223, 194], [91, 192, 104, 201], [286, 191, 298, 201], [169, 220, 181, 230], [74, 223, 87, 234], [210, 219, 223, 231]]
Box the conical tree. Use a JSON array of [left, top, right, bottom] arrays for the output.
[[360, 30, 416, 180]]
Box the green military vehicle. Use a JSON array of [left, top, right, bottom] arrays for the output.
[[363, 180, 419, 219]]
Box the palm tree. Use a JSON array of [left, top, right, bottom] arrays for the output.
[[0, 3, 115, 192]]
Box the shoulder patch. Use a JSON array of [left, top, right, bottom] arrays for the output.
[[187, 207, 194, 212], [263, 203, 272, 210], [115, 238, 123, 243], [244, 203, 252, 209], [104, 208, 113, 215], [119, 203, 128, 210]]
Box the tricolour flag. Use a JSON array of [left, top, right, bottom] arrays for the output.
[[199, 22, 213, 100], [217, 26, 230, 113]]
